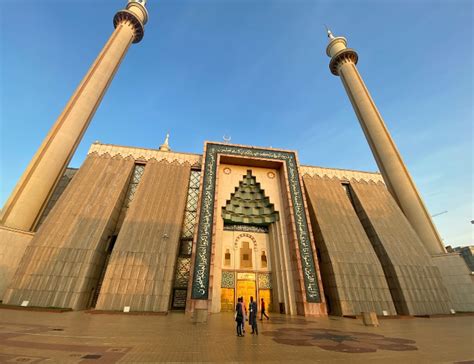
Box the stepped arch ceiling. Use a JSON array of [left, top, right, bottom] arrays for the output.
[[222, 170, 279, 226]]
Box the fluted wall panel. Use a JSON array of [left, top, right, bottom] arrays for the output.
[[303, 175, 396, 316], [350, 180, 451, 315], [3, 153, 134, 309], [96, 160, 191, 312]]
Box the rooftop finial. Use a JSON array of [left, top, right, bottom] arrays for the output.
[[159, 132, 171, 152], [129, 0, 146, 6], [325, 25, 335, 40]]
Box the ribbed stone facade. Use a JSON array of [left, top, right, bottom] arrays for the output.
[[1, 142, 470, 316]]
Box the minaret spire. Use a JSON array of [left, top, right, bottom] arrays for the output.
[[326, 31, 445, 255], [325, 25, 335, 40], [0, 0, 149, 231], [159, 133, 171, 152]]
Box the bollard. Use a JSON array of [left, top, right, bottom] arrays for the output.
[[362, 312, 379, 327]]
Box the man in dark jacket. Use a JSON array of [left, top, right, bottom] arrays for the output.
[[235, 297, 244, 337], [248, 296, 258, 335]]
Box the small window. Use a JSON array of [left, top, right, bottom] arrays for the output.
[[224, 249, 231, 266], [261, 251, 267, 268], [240, 241, 252, 268]]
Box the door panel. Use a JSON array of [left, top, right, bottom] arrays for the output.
[[221, 288, 235, 312], [259, 289, 273, 312], [236, 280, 256, 310]]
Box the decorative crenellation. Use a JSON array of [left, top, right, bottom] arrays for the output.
[[87, 143, 202, 167], [300, 165, 384, 184]]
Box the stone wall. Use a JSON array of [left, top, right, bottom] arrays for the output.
[[0, 227, 34, 300], [432, 253, 474, 312], [303, 175, 396, 316], [95, 160, 191, 312], [350, 180, 451, 315], [2, 153, 134, 309]]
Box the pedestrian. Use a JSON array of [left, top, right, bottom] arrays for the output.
[[260, 298, 269, 320], [235, 297, 244, 337], [241, 296, 247, 334], [248, 296, 258, 335]]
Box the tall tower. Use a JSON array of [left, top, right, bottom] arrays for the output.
[[0, 0, 149, 231], [325, 29, 445, 255]]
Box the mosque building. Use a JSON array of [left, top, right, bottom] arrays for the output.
[[0, 0, 472, 320]]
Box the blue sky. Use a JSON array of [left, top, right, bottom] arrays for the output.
[[0, 0, 472, 246]]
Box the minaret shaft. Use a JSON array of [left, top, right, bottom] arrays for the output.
[[0, 1, 147, 231], [327, 34, 445, 255]]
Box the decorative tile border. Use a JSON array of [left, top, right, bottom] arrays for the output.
[[224, 225, 269, 233], [191, 143, 321, 303]]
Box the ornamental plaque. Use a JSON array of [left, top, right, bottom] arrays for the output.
[[237, 272, 256, 280], [191, 143, 321, 303]]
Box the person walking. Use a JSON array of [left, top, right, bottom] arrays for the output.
[[235, 297, 244, 337], [260, 298, 269, 320], [248, 296, 258, 335]]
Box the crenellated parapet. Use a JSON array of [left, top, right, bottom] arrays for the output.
[[88, 142, 202, 167], [300, 165, 384, 184]]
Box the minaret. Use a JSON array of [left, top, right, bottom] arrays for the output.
[[0, 0, 149, 231], [325, 28, 445, 255]]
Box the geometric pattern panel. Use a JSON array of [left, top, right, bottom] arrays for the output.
[[182, 211, 197, 239], [189, 170, 201, 189], [185, 188, 199, 211], [172, 289, 187, 309], [170, 169, 202, 307], [221, 271, 235, 288], [180, 170, 201, 239], [179, 239, 193, 257], [258, 273, 272, 289], [124, 164, 145, 207], [174, 257, 191, 288]]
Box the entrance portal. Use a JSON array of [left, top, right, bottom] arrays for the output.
[[236, 279, 256, 307]]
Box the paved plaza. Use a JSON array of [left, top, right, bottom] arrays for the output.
[[0, 309, 472, 363]]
